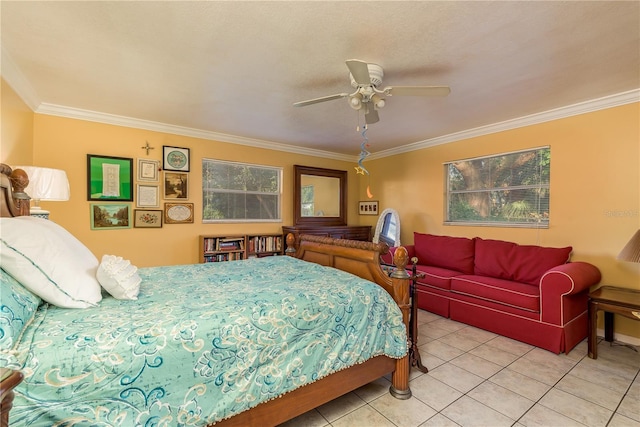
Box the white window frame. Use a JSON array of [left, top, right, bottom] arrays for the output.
[[444, 147, 550, 228], [202, 158, 282, 223]]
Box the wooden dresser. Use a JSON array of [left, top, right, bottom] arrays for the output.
[[282, 225, 371, 242]]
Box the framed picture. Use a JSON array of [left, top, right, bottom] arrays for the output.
[[137, 158, 160, 182], [134, 209, 163, 228], [87, 154, 133, 201], [163, 146, 190, 172], [90, 203, 131, 230], [164, 172, 188, 199], [164, 202, 194, 224], [359, 200, 379, 215], [136, 184, 160, 207]]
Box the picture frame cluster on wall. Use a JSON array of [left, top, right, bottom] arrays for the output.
[[88, 145, 193, 229]]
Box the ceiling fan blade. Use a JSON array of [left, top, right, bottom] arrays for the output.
[[293, 93, 349, 107], [365, 107, 379, 124], [346, 59, 371, 86], [385, 86, 451, 97]]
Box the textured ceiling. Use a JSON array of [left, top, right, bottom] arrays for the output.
[[2, 1, 639, 157]]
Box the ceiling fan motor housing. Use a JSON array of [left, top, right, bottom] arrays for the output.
[[350, 63, 384, 88]]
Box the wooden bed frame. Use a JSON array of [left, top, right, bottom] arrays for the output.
[[0, 164, 411, 427]]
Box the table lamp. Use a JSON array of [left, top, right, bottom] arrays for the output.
[[13, 166, 70, 219], [617, 229, 640, 263]]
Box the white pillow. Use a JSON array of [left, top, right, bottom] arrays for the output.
[[96, 254, 141, 300], [0, 216, 102, 308]]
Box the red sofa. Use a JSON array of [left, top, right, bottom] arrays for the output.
[[383, 233, 601, 354]]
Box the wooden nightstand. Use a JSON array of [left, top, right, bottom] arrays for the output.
[[588, 286, 640, 359], [0, 368, 23, 427]]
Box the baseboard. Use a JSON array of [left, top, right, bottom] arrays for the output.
[[596, 328, 640, 346]]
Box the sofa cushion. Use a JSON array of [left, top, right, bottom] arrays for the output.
[[451, 275, 540, 312], [474, 238, 572, 285], [415, 265, 461, 290], [414, 233, 475, 274]]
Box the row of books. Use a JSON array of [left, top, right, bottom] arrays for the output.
[[203, 252, 245, 262], [203, 237, 244, 252], [248, 235, 282, 254]]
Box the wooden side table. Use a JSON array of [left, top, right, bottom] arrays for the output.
[[588, 286, 640, 359]]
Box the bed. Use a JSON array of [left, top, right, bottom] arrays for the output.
[[0, 164, 411, 426]]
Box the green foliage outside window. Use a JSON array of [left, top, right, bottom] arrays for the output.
[[202, 159, 281, 222], [446, 147, 550, 227]]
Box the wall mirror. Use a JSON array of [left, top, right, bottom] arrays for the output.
[[373, 208, 401, 247], [294, 165, 347, 226]]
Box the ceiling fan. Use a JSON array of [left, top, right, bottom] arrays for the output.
[[293, 59, 450, 124]]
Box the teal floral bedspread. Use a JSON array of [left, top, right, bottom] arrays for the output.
[[3, 256, 407, 426]]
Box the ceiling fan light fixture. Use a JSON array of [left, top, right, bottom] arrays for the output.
[[349, 93, 363, 110], [371, 94, 386, 109]]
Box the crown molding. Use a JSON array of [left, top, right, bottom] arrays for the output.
[[38, 88, 639, 163], [1, 46, 41, 110], [369, 89, 640, 160], [35, 103, 354, 162]]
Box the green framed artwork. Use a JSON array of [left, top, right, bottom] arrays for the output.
[[87, 154, 133, 201], [90, 203, 131, 230]]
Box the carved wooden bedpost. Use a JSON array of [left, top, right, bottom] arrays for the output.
[[284, 233, 297, 256], [8, 168, 31, 217], [389, 246, 412, 399]]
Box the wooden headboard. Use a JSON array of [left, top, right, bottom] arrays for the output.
[[0, 163, 30, 218]]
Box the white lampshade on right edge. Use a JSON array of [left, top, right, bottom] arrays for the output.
[[617, 229, 640, 263], [14, 166, 70, 219]]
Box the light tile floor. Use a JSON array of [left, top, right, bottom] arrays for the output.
[[281, 310, 640, 427]]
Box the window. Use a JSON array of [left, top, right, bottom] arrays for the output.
[[445, 147, 550, 228], [202, 159, 281, 222]]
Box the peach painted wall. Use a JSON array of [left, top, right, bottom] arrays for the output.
[[1, 79, 33, 165], [362, 103, 640, 338], [30, 114, 359, 267]]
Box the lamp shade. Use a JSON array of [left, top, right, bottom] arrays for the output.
[[14, 166, 70, 201], [617, 229, 640, 263]]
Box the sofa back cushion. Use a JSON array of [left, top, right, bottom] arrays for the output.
[[414, 233, 475, 274], [474, 238, 572, 285]]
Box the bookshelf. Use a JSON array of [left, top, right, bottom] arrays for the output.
[[199, 234, 283, 263], [199, 235, 245, 263]]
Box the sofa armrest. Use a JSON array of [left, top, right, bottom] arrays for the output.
[[381, 245, 416, 265], [539, 262, 601, 325]]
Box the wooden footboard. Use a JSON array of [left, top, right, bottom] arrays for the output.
[[216, 234, 412, 426]]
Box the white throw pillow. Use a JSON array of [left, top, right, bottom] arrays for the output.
[[0, 216, 102, 308], [96, 254, 141, 300]]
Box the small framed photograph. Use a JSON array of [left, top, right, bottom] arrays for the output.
[[163, 146, 190, 172], [134, 209, 163, 228], [90, 203, 131, 230], [359, 200, 379, 215], [164, 172, 188, 199], [164, 202, 194, 224], [136, 184, 160, 207], [137, 158, 160, 182], [87, 154, 133, 201]]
